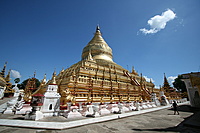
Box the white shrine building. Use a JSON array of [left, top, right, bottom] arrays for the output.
[[40, 71, 61, 117]]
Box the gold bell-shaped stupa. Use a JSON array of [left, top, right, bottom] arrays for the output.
[[52, 26, 158, 106]]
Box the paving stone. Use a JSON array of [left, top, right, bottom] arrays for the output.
[[0, 102, 200, 133]]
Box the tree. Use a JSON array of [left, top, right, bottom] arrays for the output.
[[14, 78, 20, 84], [19, 78, 41, 90], [173, 75, 187, 93]]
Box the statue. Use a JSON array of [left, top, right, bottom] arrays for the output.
[[60, 88, 73, 106]]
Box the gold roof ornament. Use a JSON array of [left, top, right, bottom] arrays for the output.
[[5, 69, 11, 83], [140, 73, 143, 84], [0, 76, 6, 87], [0, 62, 7, 78], [150, 78, 152, 83], [50, 71, 57, 84], [41, 74, 47, 84], [86, 49, 94, 61], [32, 74, 47, 96], [82, 25, 113, 62], [163, 73, 170, 88], [61, 68, 65, 73], [33, 71, 36, 78], [131, 66, 138, 75]]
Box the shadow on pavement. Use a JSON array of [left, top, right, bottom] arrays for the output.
[[132, 126, 178, 132], [168, 105, 195, 113], [132, 105, 200, 133]]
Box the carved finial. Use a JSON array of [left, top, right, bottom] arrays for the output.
[[5, 69, 11, 82], [95, 25, 101, 35], [53, 69, 56, 76], [42, 74, 47, 84], [149, 78, 151, 83], [34, 71, 36, 78], [61, 67, 64, 72], [131, 66, 137, 74], [50, 71, 56, 84], [159, 85, 162, 91], [0, 62, 7, 78], [96, 24, 100, 31], [140, 73, 143, 84]]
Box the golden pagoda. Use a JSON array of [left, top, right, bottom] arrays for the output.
[[0, 62, 15, 97], [161, 73, 181, 100], [0, 62, 7, 78], [36, 26, 157, 106], [0, 63, 7, 99], [23, 72, 38, 102]]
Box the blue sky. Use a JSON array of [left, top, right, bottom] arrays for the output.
[[0, 0, 200, 88]]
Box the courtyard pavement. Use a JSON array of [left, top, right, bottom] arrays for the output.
[[0, 100, 199, 133]]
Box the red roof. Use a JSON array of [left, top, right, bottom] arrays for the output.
[[32, 93, 44, 97], [29, 88, 36, 90]]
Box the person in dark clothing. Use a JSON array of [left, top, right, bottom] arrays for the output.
[[172, 101, 179, 115]]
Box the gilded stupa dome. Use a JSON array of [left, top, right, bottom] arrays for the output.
[[81, 26, 113, 62], [30, 26, 163, 106]]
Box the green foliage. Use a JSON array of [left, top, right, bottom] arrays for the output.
[[18, 78, 41, 90], [11, 84, 21, 88], [173, 75, 187, 93], [14, 78, 20, 83], [19, 79, 28, 90]]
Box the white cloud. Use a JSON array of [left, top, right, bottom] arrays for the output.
[[144, 76, 155, 83], [167, 76, 177, 84], [140, 9, 176, 34], [11, 70, 21, 78], [140, 28, 158, 34], [155, 86, 160, 89]]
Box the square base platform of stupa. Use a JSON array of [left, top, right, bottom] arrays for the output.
[[0, 101, 189, 130]]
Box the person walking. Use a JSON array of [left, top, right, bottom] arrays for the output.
[[172, 100, 179, 115]]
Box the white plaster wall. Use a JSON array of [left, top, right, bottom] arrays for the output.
[[182, 79, 200, 107]]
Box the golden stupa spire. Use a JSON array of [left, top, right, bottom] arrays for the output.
[[150, 78, 152, 83], [61, 67, 64, 73], [163, 73, 170, 88], [50, 71, 56, 84], [0, 62, 7, 78], [81, 25, 113, 62], [132, 66, 134, 72], [5, 69, 11, 83], [159, 85, 162, 91], [96, 24, 101, 34], [131, 66, 138, 75], [41, 74, 47, 84], [33, 71, 36, 78]]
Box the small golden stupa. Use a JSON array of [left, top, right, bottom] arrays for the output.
[[0, 62, 14, 97]]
